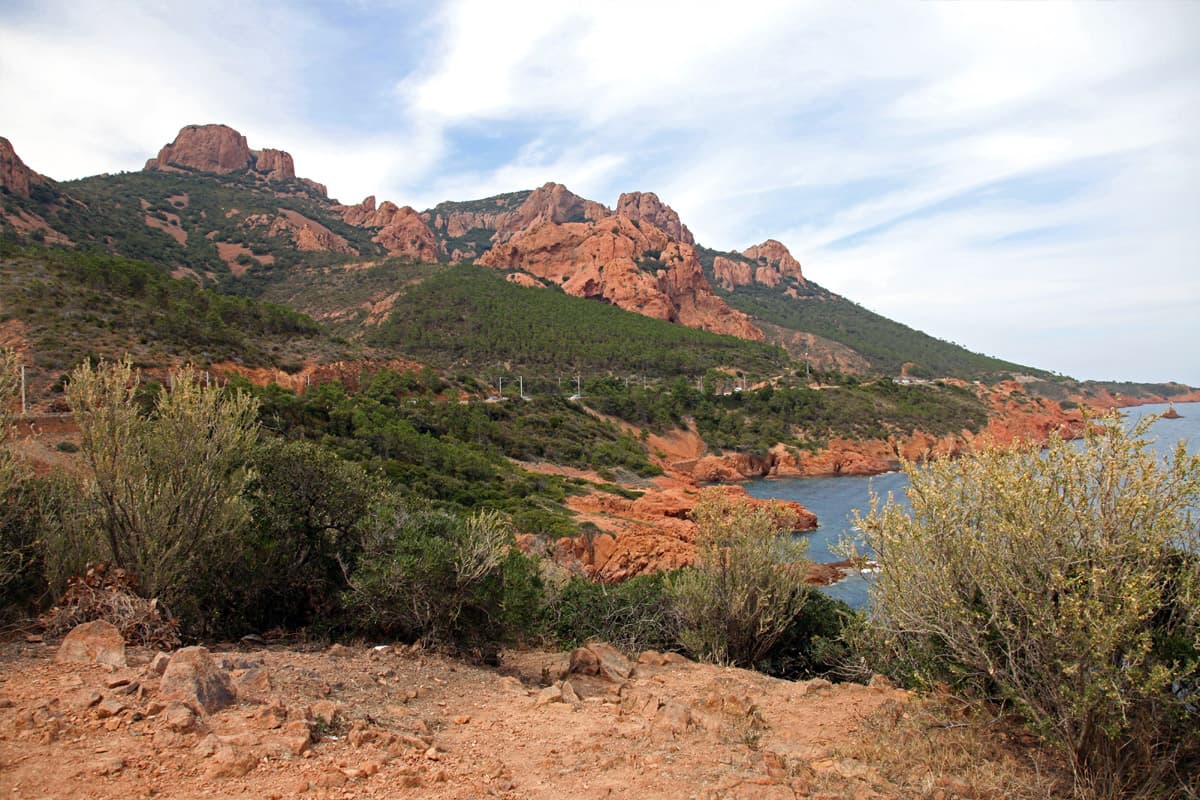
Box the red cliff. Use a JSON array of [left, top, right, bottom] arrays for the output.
[[253, 148, 295, 180], [478, 210, 762, 340], [0, 136, 47, 198]]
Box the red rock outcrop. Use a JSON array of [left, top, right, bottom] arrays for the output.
[[144, 125, 322, 194], [253, 148, 295, 180], [681, 381, 1083, 483], [549, 484, 817, 582], [479, 212, 761, 339], [297, 178, 328, 197], [242, 210, 356, 256], [341, 200, 440, 261], [742, 239, 805, 284], [0, 136, 46, 198], [616, 191, 694, 245], [372, 204, 440, 262], [502, 182, 609, 239], [145, 124, 252, 174], [420, 183, 610, 261], [711, 255, 754, 290], [341, 195, 377, 227]]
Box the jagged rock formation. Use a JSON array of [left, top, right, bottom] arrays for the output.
[[340, 198, 440, 261], [616, 191, 694, 245], [0, 136, 47, 198], [242, 210, 356, 255], [420, 183, 608, 261], [145, 124, 251, 174], [711, 240, 805, 291], [743, 239, 804, 286], [144, 124, 323, 195], [478, 208, 762, 340], [373, 205, 441, 262]]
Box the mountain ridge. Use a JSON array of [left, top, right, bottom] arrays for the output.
[[0, 122, 1189, 392]]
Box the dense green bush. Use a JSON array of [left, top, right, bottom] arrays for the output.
[[544, 572, 680, 653], [183, 438, 387, 636], [0, 349, 30, 610], [851, 414, 1200, 798], [755, 591, 861, 680], [345, 507, 543, 648]]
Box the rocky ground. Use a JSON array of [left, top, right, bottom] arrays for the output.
[[0, 625, 1066, 800]]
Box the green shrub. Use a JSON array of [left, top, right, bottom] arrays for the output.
[[851, 413, 1200, 798], [0, 348, 37, 617], [668, 489, 812, 667], [178, 437, 386, 637], [545, 572, 679, 653], [755, 592, 862, 680], [345, 507, 543, 648]]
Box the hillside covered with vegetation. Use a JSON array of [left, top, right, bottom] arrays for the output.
[[696, 246, 1048, 381]]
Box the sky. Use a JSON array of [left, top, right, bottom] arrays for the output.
[[2, 0, 1198, 385]]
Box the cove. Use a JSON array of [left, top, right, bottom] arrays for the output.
[[744, 401, 1200, 610]]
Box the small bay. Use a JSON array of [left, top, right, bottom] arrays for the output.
[[745, 401, 1200, 609]]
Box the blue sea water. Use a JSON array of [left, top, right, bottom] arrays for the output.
[[744, 402, 1200, 609]]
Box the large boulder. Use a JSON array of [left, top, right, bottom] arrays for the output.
[[55, 620, 127, 668], [159, 646, 235, 714], [569, 642, 634, 682]]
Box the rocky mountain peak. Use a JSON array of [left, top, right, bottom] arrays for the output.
[[743, 239, 804, 283], [143, 124, 319, 194], [616, 191, 694, 245], [508, 182, 609, 233], [144, 124, 251, 174]]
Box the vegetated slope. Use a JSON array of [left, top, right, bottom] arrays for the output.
[[0, 245, 338, 389], [363, 263, 790, 378], [55, 170, 376, 287], [587, 376, 991, 451], [696, 246, 1047, 381]]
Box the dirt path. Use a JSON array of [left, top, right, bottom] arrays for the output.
[[0, 638, 917, 800]]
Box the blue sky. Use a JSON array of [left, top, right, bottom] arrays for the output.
[[2, 0, 1198, 385]]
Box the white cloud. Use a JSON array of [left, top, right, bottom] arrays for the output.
[[1, 0, 1198, 383]]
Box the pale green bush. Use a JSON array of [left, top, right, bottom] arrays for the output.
[[65, 359, 259, 603], [0, 348, 35, 610], [849, 414, 1200, 798], [668, 489, 811, 667]]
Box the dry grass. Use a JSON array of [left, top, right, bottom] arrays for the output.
[[811, 694, 1072, 800]]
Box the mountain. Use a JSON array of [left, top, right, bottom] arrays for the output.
[[0, 122, 1186, 392]]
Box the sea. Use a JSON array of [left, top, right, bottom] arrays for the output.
[[744, 401, 1200, 610]]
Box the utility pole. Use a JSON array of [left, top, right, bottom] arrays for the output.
[[498, 377, 505, 397], [575, 376, 582, 396], [518, 376, 524, 400], [20, 364, 26, 415]]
